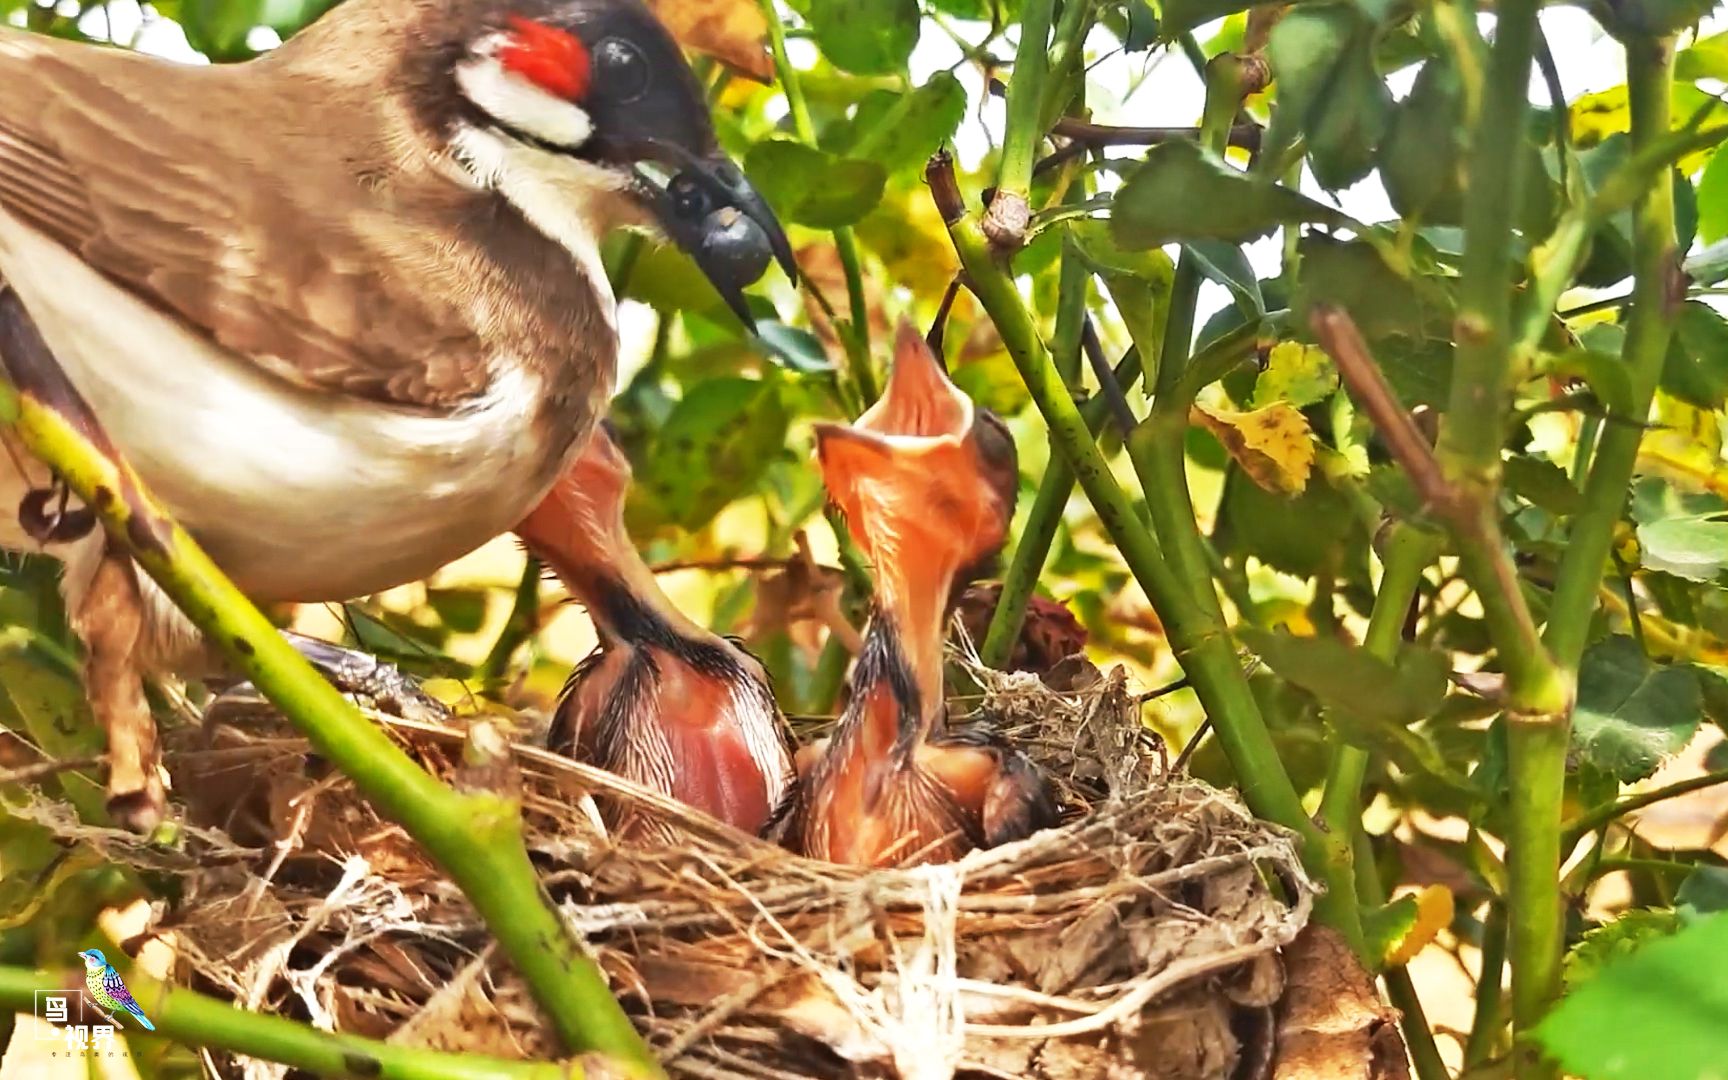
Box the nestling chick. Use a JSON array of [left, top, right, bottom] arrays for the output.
[[516, 424, 794, 840], [771, 324, 1057, 867]]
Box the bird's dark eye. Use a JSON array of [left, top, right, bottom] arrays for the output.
[[595, 37, 649, 101]]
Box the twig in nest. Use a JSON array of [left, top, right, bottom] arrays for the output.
[[0, 754, 104, 786], [1172, 718, 1212, 775]]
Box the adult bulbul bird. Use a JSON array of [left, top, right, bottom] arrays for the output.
[[0, 0, 790, 827]]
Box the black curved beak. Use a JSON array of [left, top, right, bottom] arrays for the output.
[[620, 141, 795, 330]]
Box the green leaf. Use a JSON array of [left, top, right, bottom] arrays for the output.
[[1214, 468, 1358, 576], [1631, 475, 1728, 525], [1362, 894, 1420, 965], [1069, 219, 1175, 364], [1291, 236, 1453, 343], [181, 0, 338, 60], [0, 635, 107, 822], [1253, 342, 1338, 409], [1504, 456, 1584, 516], [754, 322, 836, 374], [1111, 141, 1341, 249], [1699, 148, 1728, 246], [629, 377, 790, 532], [1186, 240, 1266, 320], [1268, 5, 1391, 190], [1538, 912, 1728, 1080], [1237, 627, 1450, 729], [1572, 635, 1701, 783], [1563, 908, 1682, 990], [1678, 31, 1728, 82], [1379, 58, 1467, 223], [745, 139, 887, 229], [806, 0, 919, 75], [1661, 300, 1728, 410], [1637, 514, 1728, 582], [832, 73, 966, 177], [425, 587, 489, 635]]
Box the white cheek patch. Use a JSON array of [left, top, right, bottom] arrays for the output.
[[456, 55, 593, 149], [448, 124, 620, 329]]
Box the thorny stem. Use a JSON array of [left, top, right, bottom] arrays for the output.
[[1442, 0, 1644, 1068], [1543, 38, 1680, 671], [0, 319, 658, 1074], [981, 223, 1092, 669], [1469, 903, 1510, 1067], [760, 0, 875, 402], [1317, 527, 1439, 882], [929, 155, 1353, 921], [1320, 526, 1444, 1079], [991, 0, 1056, 227], [1563, 766, 1728, 846], [0, 965, 590, 1080], [1113, 53, 1377, 952]]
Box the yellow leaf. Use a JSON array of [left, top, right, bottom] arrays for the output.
[[1192, 401, 1315, 495], [1386, 885, 1454, 967], [1254, 341, 1338, 409], [644, 0, 772, 81]]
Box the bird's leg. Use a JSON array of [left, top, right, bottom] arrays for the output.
[[0, 287, 168, 832], [71, 544, 166, 832]]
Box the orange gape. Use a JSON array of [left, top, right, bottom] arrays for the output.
[[772, 324, 1057, 867], [516, 426, 793, 840]]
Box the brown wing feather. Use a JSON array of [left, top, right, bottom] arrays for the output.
[[0, 26, 519, 409]]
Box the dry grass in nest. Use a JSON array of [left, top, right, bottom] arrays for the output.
[[44, 647, 1315, 1079]]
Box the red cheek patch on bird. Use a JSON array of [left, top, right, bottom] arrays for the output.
[[500, 16, 591, 101]]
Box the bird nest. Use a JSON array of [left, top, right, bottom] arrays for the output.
[[52, 649, 1316, 1079]]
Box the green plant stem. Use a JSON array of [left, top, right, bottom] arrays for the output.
[[1564, 766, 1728, 844], [1111, 52, 1368, 953], [1468, 903, 1509, 1067], [980, 232, 1091, 669], [1543, 39, 1679, 671], [478, 556, 541, 686], [1503, 37, 1677, 1058], [760, 0, 874, 401], [1348, 832, 1448, 1080], [995, 0, 1056, 206], [1037, 0, 1095, 129], [0, 384, 657, 1074], [1317, 527, 1439, 876], [982, 324, 1263, 668], [936, 200, 1361, 942], [1429, 0, 1574, 1069], [0, 965, 584, 1079]]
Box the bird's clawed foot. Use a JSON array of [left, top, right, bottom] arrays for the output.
[[17, 473, 95, 544]]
